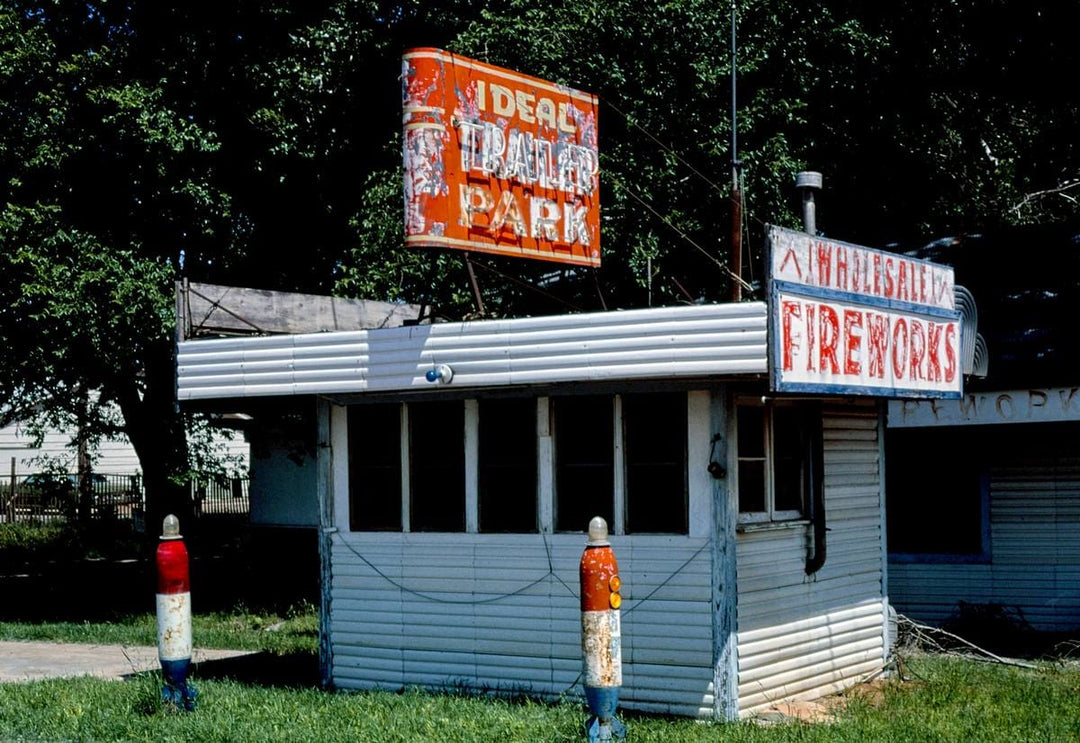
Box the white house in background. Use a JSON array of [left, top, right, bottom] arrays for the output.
[[0, 417, 249, 478], [177, 298, 895, 719]]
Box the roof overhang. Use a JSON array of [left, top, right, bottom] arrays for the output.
[[176, 303, 768, 401]]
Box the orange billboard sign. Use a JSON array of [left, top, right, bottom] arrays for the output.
[[402, 48, 600, 267]]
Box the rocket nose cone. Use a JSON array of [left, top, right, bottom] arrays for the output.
[[587, 516, 610, 546]]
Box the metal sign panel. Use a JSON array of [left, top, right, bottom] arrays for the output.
[[402, 48, 600, 267], [767, 225, 962, 399]]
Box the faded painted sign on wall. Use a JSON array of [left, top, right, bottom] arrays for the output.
[[767, 225, 963, 399], [402, 48, 600, 266], [889, 387, 1080, 427]]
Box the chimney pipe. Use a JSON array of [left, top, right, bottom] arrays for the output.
[[795, 171, 822, 235]]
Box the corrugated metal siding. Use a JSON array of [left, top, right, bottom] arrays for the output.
[[178, 303, 768, 400], [736, 406, 886, 716], [889, 442, 1080, 631], [330, 533, 716, 717]]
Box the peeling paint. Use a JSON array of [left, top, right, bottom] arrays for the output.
[[402, 47, 600, 267]]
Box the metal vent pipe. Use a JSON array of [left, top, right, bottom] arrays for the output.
[[795, 171, 822, 235]]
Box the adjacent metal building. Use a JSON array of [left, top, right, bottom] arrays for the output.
[[885, 226, 1080, 633], [178, 300, 891, 718]]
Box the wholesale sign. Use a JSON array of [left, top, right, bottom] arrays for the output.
[[402, 48, 600, 267], [768, 225, 962, 399]]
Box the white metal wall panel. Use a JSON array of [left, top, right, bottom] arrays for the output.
[[178, 303, 768, 400], [330, 532, 716, 717], [889, 445, 1080, 631], [736, 405, 886, 716]]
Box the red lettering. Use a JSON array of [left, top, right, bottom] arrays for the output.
[[805, 304, 817, 373], [884, 257, 895, 298], [944, 322, 957, 382], [872, 253, 882, 296], [836, 246, 848, 291], [778, 248, 802, 280], [816, 242, 832, 287], [819, 305, 840, 375], [781, 301, 801, 371], [866, 313, 889, 378], [919, 264, 928, 304], [892, 319, 909, 379], [896, 259, 907, 301], [926, 322, 943, 382], [843, 309, 863, 376], [909, 319, 926, 380]]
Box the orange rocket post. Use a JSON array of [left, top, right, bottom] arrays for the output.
[[579, 516, 626, 741]]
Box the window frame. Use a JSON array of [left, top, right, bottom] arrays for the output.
[[735, 399, 814, 525], [345, 391, 694, 536]]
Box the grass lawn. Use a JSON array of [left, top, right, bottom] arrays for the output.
[[5, 522, 1079, 740], [1, 655, 1079, 741]]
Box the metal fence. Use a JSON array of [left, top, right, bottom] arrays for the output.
[[1, 472, 249, 524]]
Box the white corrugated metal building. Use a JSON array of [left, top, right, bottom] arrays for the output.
[[177, 301, 890, 719]]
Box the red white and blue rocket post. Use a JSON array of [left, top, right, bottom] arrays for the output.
[[156, 514, 197, 711], [580, 516, 626, 742]]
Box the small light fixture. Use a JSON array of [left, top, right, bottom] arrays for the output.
[[425, 363, 454, 384]]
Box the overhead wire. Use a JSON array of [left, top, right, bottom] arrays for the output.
[[607, 170, 753, 293]]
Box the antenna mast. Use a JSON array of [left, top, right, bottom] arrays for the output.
[[729, 2, 743, 301]]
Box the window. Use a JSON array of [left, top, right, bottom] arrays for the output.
[[554, 395, 614, 532], [886, 427, 988, 559], [479, 398, 537, 532], [736, 402, 817, 523], [346, 392, 690, 535], [553, 392, 689, 535], [409, 401, 465, 532], [348, 404, 402, 531], [623, 393, 687, 534]]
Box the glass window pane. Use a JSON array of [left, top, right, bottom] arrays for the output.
[[554, 395, 613, 532], [772, 407, 806, 513], [738, 406, 765, 457], [624, 393, 687, 534], [349, 404, 402, 531], [410, 401, 465, 532], [738, 460, 766, 513], [479, 398, 537, 533]]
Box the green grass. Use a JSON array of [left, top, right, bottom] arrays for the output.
[[0, 655, 1078, 742], [0, 602, 319, 655]]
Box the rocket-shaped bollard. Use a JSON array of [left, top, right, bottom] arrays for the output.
[[580, 516, 626, 742], [155, 514, 197, 711]]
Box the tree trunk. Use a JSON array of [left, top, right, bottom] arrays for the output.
[[116, 338, 193, 538]]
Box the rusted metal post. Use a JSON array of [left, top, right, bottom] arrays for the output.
[[156, 514, 197, 711], [580, 516, 626, 741]]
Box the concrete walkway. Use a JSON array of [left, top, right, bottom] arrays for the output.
[[0, 641, 255, 683]]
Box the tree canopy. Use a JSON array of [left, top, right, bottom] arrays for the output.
[[2, 0, 1077, 517]]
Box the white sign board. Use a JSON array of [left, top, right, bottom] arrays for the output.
[[768, 225, 962, 399]]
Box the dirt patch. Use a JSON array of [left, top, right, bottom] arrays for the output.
[[753, 677, 893, 724]]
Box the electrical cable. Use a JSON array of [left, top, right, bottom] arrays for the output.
[[608, 172, 753, 292]]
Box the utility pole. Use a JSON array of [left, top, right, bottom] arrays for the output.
[[729, 2, 743, 302]]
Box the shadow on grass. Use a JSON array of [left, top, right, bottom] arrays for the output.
[[188, 650, 321, 689], [0, 523, 318, 622]]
